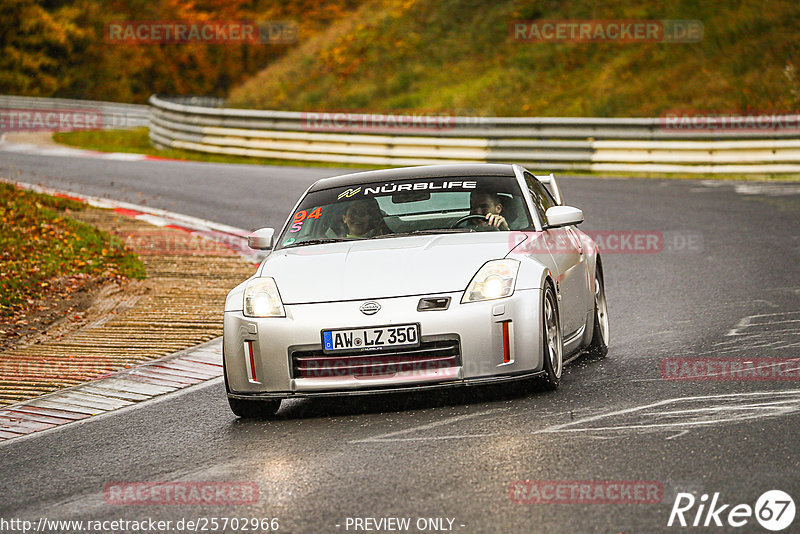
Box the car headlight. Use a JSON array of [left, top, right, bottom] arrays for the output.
[[461, 259, 520, 303], [243, 277, 285, 317]]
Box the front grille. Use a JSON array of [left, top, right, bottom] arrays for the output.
[[291, 338, 461, 379]]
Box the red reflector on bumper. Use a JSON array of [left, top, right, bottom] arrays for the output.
[[246, 340, 257, 381], [502, 321, 511, 363]]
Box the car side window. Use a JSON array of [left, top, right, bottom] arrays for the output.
[[523, 172, 557, 226]]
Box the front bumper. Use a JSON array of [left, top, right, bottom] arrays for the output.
[[223, 289, 543, 398]]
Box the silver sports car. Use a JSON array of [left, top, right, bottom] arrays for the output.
[[223, 164, 609, 417]]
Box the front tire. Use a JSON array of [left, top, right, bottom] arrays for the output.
[[228, 397, 281, 418], [540, 282, 563, 390], [587, 262, 609, 357], [223, 346, 281, 418]]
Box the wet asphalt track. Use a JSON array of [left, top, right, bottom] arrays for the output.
[[1, 152, 799, 533]]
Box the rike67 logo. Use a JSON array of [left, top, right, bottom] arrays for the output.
[[668, 490, 796, 531]]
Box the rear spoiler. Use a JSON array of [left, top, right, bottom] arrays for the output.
[[534, 173, 564, 205]]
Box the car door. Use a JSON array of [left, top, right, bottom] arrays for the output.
[[524, 173, 589, 338]]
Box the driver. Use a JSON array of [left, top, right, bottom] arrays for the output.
[[468, 189, 509, 230], [341, 198, 390, 238]]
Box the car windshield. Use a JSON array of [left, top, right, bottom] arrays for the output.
[[276, 175, 532, 249]]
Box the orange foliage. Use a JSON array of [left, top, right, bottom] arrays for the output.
[[2, 0, 366, 103]]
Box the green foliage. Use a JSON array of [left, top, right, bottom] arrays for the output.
[[228, 0, 800, 117], [52, 128, 372, 168], [5, 0, 797, 115]]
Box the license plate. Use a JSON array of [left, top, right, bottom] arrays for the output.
[[322, 324, 420, 353]]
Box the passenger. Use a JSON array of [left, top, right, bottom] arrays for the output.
[[341, 198, 390, 238], [469, 189, 509, 230]]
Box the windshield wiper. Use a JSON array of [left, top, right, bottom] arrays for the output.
[[282, 238, 346, 248], [408, 228, 474, 234], [286, 230, 472, 247]]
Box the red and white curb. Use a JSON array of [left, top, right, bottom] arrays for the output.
[[0, 182, 266, 442], [0, 339, 224, 441]]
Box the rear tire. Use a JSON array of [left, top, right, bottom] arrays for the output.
[[540, 282, 563, 390], [587, 262, 609, 357], [228, 397, 281, 418]]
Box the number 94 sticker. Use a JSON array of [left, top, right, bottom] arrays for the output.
[[290, 207, 323, 233]]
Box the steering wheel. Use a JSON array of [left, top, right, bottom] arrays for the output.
[[450, 214, 500, 231]]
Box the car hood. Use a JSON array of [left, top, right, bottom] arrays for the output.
[[261, 233, 525, 304]]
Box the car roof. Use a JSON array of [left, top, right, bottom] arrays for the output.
[[307, 164, 518, 192]]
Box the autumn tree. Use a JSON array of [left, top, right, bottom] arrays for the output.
[[3, 0, 365, 103], [0, 0, 88, 96]]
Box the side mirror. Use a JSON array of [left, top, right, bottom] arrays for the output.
[[545, 206, 584, 228], [248, 228, 275, 250]]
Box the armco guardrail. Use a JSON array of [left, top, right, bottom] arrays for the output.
[[1, 95, 148, 130], [148, 94, 800, 173]]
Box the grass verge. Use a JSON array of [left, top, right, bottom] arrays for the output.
[[228, 0, 800, 118], [52, 128, 369, 169], [0, 182, 145, 322]]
